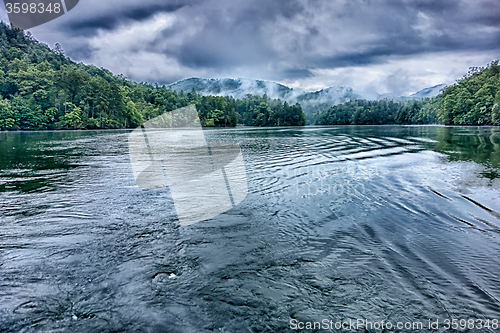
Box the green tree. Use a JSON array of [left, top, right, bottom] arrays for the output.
[[126, 101, 143, 127], [492, 90, 500, 125], [438, 60, 500, 125], [0, 98, 15, 130], [60, 105, 83, 130]]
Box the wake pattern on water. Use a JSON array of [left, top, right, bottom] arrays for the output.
[[1, 127, 500, 332]]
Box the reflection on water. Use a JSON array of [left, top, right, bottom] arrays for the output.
[[433, 127, 500, 182], [0, 126, 499, 332]]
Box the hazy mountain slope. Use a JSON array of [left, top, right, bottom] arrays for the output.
[[410, 84, 447, 98], [168, 78, 365, 118], [168, 77, 447, 124], [169, 77, 445, 104], [169, 78, 303, 100]]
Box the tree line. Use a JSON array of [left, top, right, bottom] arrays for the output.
[[0, 22, 306, 130], [314, 99, 439, 125], [1, 21, 498, 130], [316, 61, 500, 126]]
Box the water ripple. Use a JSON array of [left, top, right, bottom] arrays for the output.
[[1, 127, 500, 332]]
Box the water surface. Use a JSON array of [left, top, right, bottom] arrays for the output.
[[1, 126, 500, 332]]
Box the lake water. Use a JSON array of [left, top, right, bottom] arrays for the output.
[[1, 126, 500, 332]]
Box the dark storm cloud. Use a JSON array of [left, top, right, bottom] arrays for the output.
[[65, 1, 192, 36], [38, 0, 500, 87], [280, 68, 314, 79], [164, 14, 277, 69], [309, 0, 499, 67]]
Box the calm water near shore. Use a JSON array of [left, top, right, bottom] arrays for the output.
[[1, 126, 500, 332]]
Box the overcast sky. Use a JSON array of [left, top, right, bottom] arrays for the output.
[[2, 0, 499, 95]]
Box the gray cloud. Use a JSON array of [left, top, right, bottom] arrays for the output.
[[24, 0, 500, 94], [66, 1, 190, 36]]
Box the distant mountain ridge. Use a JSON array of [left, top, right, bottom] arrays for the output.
[[168, 77, 301, 100], [167, 77, 446, 118], [410, 84, 447, 98], [167, 78, 364, 119]]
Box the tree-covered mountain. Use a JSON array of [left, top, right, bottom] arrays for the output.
[[168, 77, 301, 101], [410, 84, 447, 98], [168, 77, 362, 123], [439, 61, 500, 125], [0, 22, 306, 130], [168, 78, 448, 125], [315, 61, 499, 126]]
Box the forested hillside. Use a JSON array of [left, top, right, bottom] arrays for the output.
[[439, 61, 500, 125], [316, 61, 500, 126], [1, 21, 498, 130], [0, 22, 305, 130], [315, 99, 439, 125]]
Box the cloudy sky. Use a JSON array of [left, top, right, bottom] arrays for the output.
[[2, 0, 499, 95]]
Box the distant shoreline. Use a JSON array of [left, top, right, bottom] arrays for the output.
[[3, 124, 500, 134]]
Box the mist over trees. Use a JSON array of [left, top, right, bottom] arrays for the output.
[[315, 61, 500, 126], [0, 23, 306, 130], [0, 22, 499, 130]]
